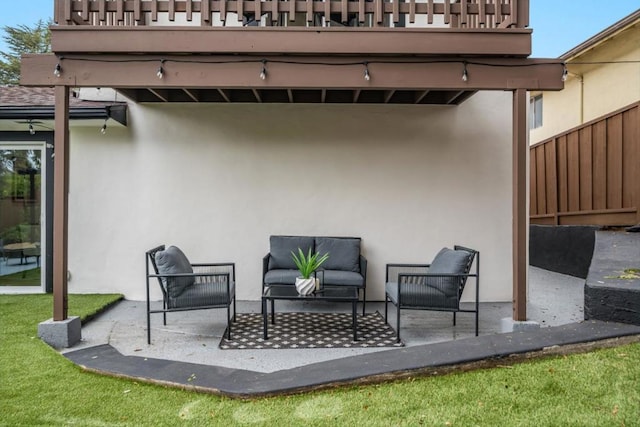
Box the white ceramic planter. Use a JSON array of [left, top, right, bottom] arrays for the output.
[[295, 277, 316, 295]]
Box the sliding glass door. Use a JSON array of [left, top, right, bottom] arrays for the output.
[[0, 146, 44, 289]]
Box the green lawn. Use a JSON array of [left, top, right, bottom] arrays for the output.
[[1, 294, 639, 426], [0, 267, 40, 286]]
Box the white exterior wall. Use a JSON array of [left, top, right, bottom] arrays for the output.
[[67, 91, 514, 302]]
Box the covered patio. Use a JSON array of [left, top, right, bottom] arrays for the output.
[[20, 0, 564, 343]]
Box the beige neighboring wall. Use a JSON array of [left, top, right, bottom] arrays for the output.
[[530, 19, 640, 144], [66, 91, 514, 303]]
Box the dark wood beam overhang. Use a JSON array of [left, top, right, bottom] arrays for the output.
[[51, 27, 532, 57], [0, 104, 127, 125], [22, 54, 564, 92]]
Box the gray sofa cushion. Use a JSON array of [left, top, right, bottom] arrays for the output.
[[322, 270, 364, 287], [315, 237, 360, 272], [268, 236, 315, 270], [426, 247, 474, 297], [264, 269, 300, 285], [155, 246, 194, 298]]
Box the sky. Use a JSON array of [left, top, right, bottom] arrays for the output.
[[0, 0, 638, 57]]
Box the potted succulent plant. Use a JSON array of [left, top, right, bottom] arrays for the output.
[[291, 248, 329, 295]]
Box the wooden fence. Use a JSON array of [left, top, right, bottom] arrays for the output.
[[530, 102, 640, 226]]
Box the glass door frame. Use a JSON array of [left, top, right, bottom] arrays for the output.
[[0, 132, 53, 294]]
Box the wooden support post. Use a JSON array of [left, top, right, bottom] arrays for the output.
[[513, 88, 527, 321], [53, 85, 70, 321]]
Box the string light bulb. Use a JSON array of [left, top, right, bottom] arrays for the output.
[[156, 59, 165, 79], [100, 118, 108, 135], [561, 64, 568, 82], [53, 62, 62, 78], [259, 60, 267, 80], [363, 62, 370, 81], [462, 62, 468, 82], [28, 121, 35, 135]]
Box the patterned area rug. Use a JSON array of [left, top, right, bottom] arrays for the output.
[[220, 311, 403, 349]]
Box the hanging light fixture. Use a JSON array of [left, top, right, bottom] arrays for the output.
[[259, 59, 267, 80], [53, 62, 62, 78], [561, 64, 568, 82], [156, 59, 165, 79], [363, 62, 371, 81], [462, 62, 468, 82]]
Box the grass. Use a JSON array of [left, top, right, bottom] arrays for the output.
[[1, 294, 639, 426], [605, 268, 640, 280], [0, 267, 41, 286]]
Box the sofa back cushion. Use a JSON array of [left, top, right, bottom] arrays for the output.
[[315, 237, 361, 272], [155, 245, 194, 298], [269, 236, 315, 270]]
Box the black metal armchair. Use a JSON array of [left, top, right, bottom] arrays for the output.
[[385, 245, 479, 342], [145, 245, 236, 344]]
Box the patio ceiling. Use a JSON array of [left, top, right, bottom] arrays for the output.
[[21, 20, 564, 105], [22, 52, 564, 105]]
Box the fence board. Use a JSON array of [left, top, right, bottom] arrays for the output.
[[606, 115, 623, 209], [592, 120, 607, 210], [622, 106, 639, 210], [557, 136, 568, 213], [578, 127, 592, 211], [544, 139, 557, 213], [535, 145, 547, 214], [567, 131, 580, 212], [530, 148, 538, 215]]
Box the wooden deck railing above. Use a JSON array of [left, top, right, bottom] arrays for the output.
[[54, 0, 529, 29]]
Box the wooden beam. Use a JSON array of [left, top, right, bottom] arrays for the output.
[[53, 85, 70, 321], [512, 88, 527, 321], [21, 54, 565, 91], [50, 26, 532, 57], [384, 90, 395, 103], [115, 88, 140, 102], [148, 88, 169, 102], [217, 89, 231, 102], [443, 90, 465, 104], [182, 88, 200, 102], [415, 90, 430, 103], [353, 90, 361, 103]]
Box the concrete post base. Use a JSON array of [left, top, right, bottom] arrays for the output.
[[38, 316, 82, 348], [501, 317, 540, 333]]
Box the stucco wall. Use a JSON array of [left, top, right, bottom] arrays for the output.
[[67, 91, 514, 302], [530, 23, 640, 144]]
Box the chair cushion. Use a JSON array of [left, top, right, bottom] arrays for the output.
[[168, 280, 234, 309], [426, 247, 474, 297], [315, 237, 361, 272], [155, 246, 194, 298], [322, 270, 364, 287], [385, 281, 458, 309], [268, 236, 315, 270], [264, 269, 299, 285]]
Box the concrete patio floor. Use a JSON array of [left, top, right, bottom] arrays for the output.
[[64, 266, 586, 373], [60, 264, 640, 397]]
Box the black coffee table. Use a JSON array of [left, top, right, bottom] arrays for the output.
[[262, 285, 359, 341]]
